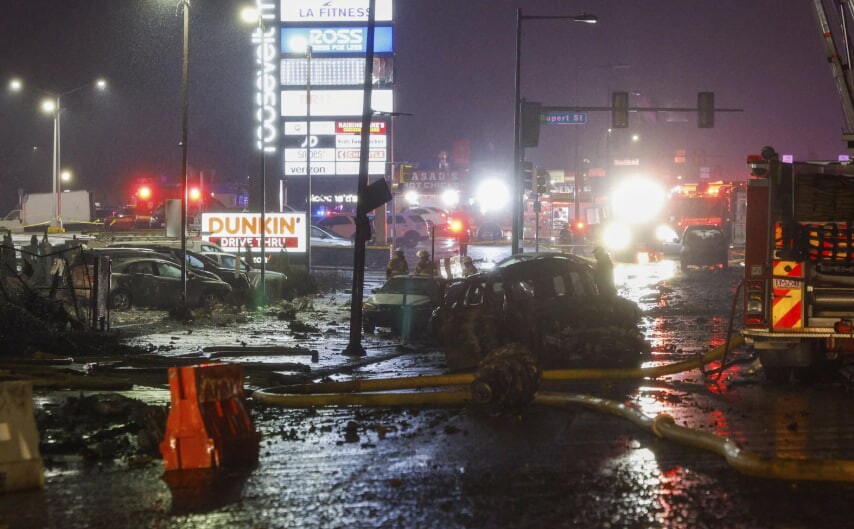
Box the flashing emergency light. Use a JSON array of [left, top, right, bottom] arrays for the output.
[[189, 187, 201, 201], [137, 185, 152, 200], [575, 221, 586, 231], [448, 218, 465, 234]]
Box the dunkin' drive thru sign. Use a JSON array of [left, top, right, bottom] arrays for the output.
[[201, 212, 307, 253]]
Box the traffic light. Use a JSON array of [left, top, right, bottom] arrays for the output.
[[612, 91, 629, 128], [521, 161, 534, 191], [399, 163, 413, 182], [698, 91, 714, 128], [520, 100, 542, 147], [536, 168, 549, 194]]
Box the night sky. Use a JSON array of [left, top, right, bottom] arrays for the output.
[[0, 0, 846, 214]]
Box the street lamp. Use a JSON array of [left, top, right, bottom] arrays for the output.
[[10, 77, 107, 231], [511, 9, 597, 255], [60, 170, 72, 193], [241, 5, 271, 305], [177, 0, 191, 305]]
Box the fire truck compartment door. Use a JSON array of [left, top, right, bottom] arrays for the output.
[[772, 260, 804, 330]]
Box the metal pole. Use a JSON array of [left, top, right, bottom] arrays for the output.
[[260, 119, 267, 305], [344, 0, 376, 357], [511, 8, 523, 256], [52, 96, 60, 230], [179, 0, 190, 304], [574, 133, 580, 225], [258, 15, 268, 306], [391, 116, 397, 249], [305, 45, 312, 273]]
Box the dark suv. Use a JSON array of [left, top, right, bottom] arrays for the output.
[[431, 254, 647, 371]]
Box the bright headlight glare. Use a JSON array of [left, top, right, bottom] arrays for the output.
[[476, 178, 509, 214], [611, 177, 667, 224], [655, 224, 679, 242], [602, 223, 632, 251], [441, 189, 460, 208]]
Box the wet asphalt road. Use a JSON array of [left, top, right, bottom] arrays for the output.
[[3, 244, 854, 528]]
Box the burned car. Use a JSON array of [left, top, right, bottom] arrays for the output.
[[363, 274, 441, 336], [109, 257, 232, 310], [432, 254, 647, 371], [679, 224, 729, 271]]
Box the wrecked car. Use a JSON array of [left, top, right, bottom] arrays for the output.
[[363, 274, 441, 336], [109, 257, 232, 310], [432, 253, 647, 371]]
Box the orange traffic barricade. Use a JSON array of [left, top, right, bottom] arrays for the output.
[[160, 363, 260, 472], [0, 381, 44, 492]]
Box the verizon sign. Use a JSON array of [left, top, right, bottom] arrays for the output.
[[280, 0, 393, 22], [282, 120, 388, 176], [201, 212, 307, 253]]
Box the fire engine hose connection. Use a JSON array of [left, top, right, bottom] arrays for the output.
[[534, 392, 854, 483], [540, 335, 745, 381], [252, 334, 854, 482], [252, 337, 744, 407]]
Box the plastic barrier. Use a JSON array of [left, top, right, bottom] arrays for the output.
[[0, 381, 44, 492], [160, 363, 260, 472]]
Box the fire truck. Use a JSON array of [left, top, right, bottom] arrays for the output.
[[742, 151, 854, 380], [740, 1, 854, 380], [665, 180, 742, 239]]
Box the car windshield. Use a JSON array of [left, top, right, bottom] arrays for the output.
[[220, 254, 249, 271], [380, 277, 438, 297], [684, 227, 722, 241]]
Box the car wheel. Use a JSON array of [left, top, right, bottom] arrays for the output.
[[363, 318, 376, 334], [110, 290, 131, 311], [200, 290, 220, 309]]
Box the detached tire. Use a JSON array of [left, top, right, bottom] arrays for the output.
[[110, 290, 131, 311]]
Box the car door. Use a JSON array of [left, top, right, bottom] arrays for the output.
[[153, 261, 185, 306], [124, 261, 160, 307]]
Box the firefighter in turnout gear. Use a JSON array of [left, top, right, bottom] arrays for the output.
[[415, 250, 434, 276], [386, 248, 409, 279], [592, 246, 617, 297], [462, 256, 478, 276]]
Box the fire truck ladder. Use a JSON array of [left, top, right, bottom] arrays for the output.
[[813, 0, 854, 136]]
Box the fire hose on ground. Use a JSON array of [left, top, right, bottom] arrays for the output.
[[252, 335, 854, 482]]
